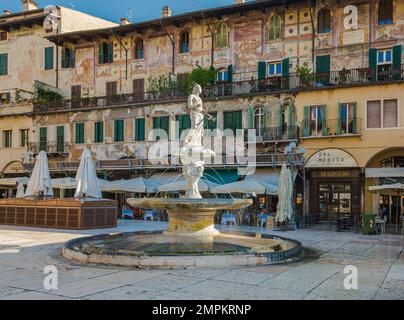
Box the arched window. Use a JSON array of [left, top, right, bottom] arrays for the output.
[[317, 8, 331, 34], [268, 15, 282, 41], [378, 0, 393, 25], [135, 38, 144, 59], [254, 107, 264, 136], [216, 22, 229, 48], [179, 31, 190, 53]]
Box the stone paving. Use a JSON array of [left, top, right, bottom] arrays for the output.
[[0, 220, 403, 300]]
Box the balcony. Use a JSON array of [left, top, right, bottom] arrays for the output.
[[245, 126, 299, 143], [33, 67, 404, 113], [300, 118, 363, 139], [28, 141, 71, 155]]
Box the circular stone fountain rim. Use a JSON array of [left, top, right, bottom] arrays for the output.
[[62, 230, 303, 268]]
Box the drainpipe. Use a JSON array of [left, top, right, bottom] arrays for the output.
[[201, 11, 215, 67], [111, 31, 128, 81], [160, 19, 175, 74], [307, 0, 316, 66]]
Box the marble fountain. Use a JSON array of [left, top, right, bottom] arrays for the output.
[[63, 85, 302, 268]]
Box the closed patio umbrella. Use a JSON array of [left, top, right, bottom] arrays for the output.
[[210, 177, 278, 195], [276, 164, 293, 224], [25, 151, 53, 199], [75, 149, 102, 199], [16, 183, 25, 198]]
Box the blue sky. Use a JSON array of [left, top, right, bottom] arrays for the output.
[[0, 0, 233, 23]]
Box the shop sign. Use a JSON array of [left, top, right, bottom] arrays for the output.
[[306, 149, 358, 168]]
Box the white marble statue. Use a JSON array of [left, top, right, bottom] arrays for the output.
[[181, 84, 215, 199]]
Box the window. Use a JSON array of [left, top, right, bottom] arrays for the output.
[[339, 103, 357, 134], [268, 15, 282, 41], [304, 106, 326, 136], [39, 127, 47, 152], [179, 31, 190, 53], [20, 129, 29, 147], [44, 47, 54, 70], [75, 123, 85, 144], [0, 92, 10, 104], [94, 122, 104, 143], [62, 47, 75, 68], [133, 79, 145, 101], [2, 130, 12, 148], [223, 111, 243, 133], [378, 49, 392, 65], [135, 39, 144, 59], [254, 107, 264, 136], [217, 69, 229, 82], [378, 0, 393, 25], [176, 114, 191, 139], [367, 99, 398, 128], [0, 32, 8, 41], [317, 8, 331, 34], [114, 119, 124, 142], [135, 118, 145, 142], [106, 81, 118, 104], [56, 126, 65, 152], [0, 53, 8, 76], [216, 22, 229, 48], [268, 61, 282, 77], [153, 116, 170, 140], [99, 42, 113, 64]]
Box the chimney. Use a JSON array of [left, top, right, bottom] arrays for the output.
[[21, 0, 39, 12], [120, 17, 130, 25], [2, 10, 13, 15], [162, 6, 172, 18], [234, 0, 245, 4]]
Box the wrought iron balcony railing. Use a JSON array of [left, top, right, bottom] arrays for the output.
[[28, 141, 71, 154], [33, 67, 404, 113]]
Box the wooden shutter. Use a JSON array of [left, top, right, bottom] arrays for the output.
[[282, 58, 289, 77], [114, 120, 124, 142], [247, 105, 254, 129], [160, 116, 169, 139], [258, 61, 266, 81], [337, 103, 342, 135], [94, 122, 104, 143], [75, 123, 84, 144], [57, 126, 65, 152], [70, 47, 75, 68], [227, 64, 233, 82], [353, 102, 358, 134], [0, 53, 7, 75], [369, 48, 377, 77], [98, 43, 104, 63], [135, 118, 145, 141], [393, 45, 402, 79], [316, 55, 330, 74], [61, 48, 67, 68], [303, 106, 310, 137], [133, 79, 145, 101], [39, 127, 47, 151], [45, 47, 54, 70], [322, 106, 328, 136], [108, 42, 114, 63]]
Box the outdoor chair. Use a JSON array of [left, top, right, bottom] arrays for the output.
[[375, 216, 387, 235]]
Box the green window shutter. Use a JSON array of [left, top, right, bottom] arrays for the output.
[[98, 43, 104, 64], [263, 106, 269, 128], [223, 111, 232, 130], [108, 43, 114, 63], [114, 120, 124, 142], [393, 45, 402, 79], [277, 106, 283, 138], [45, 47, 54, 70], [322, 106, 328, 136], [247, 105, 254, 129], [61, 48, 67, 68], [153, 117, 160, 140], [316, 55, 330, 73], [227, 64, 233, 82], [369, 48, 377, 76], [204, 112, 217, 131], [282, 58, 289, 77], [303, 106, 310, 137], [70, 48, 75, 68], [161, 116, 169, 139], [258, 61, 266, 80], [209, 65, 216, 85], [75, 123, 84, 144], [39, 127, 47, 151], [353, 102, 358, 134], [94, 122, 104, 143], [135, 118, 145, 142], [337, 103, 342, 135], [57, 126, 65, 152], [0, 53, 7, 75], [287, 104, 295, 139], [234, 111, 243, 131]]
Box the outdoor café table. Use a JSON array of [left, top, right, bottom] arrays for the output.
[[221, 213, 237, 225]]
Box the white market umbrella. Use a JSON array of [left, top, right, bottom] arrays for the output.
[[74, 149, 102, 199], [25, 151, 53, 198], [210, 177, 278, 195], [157, 176, 213, 193], [16, 183, 25, 198], [276, 164, 293, 223], [101, 178, 148, 193], [51, 177, 77, 189]]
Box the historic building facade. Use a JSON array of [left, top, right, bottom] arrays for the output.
[[2, 0, 404, 224]]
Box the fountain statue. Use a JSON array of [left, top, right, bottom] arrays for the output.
[[61, 84, 302, 268]]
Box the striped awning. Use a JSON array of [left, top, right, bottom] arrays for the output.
[[366, 168, 404, 178]]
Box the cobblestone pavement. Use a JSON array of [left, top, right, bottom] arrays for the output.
[[0, 221, 403, 300]]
